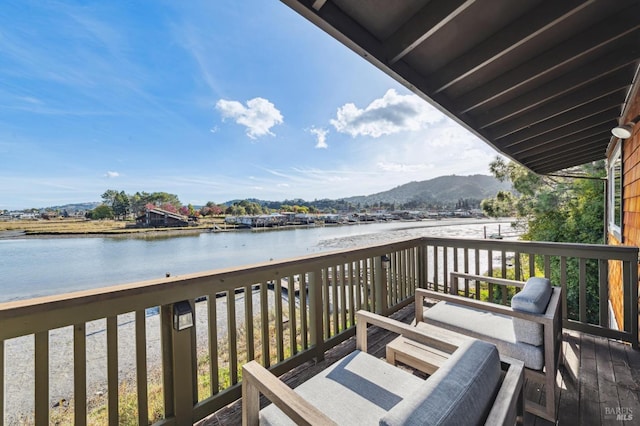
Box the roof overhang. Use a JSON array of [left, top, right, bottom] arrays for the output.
[[282, 0, 640, 174]]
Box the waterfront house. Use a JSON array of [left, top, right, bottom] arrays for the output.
[[136, 208, 190, 228], [1, 1, 639, 425]]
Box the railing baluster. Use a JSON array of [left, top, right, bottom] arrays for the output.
[[443, 246, 449, 293], [348, 262, 356, 327], [274, 278, 284, 362], [501, 250, 507, 304], [300, 274, 308, 349], [74, 323, 87, 426], [309, 269, 324, 361], [355, 260, 363, 310], [529, 253, 535, 278], [332, 266, 339, 334], [107, 316, 118, 426], [474, 249, 480, 299], [433, 246, 439, 292], [339, 265, 347, 331], [227, 289, 239, 383], [160, 306, 174, 417], [579, 258, 587, 324], [628, 258, 639, 348], [560, 257, 568, 323], [208, 293, 220, 392], [258, 283, 269, 367], [514, 252, 521, 282], [463, 248, 469, 297], [322, 268, 330, 339], [623, 259, 633, 336], [488, 249, 494, 301], [544, 255, 551, 277], [245, 284, 255, 361], [34, 332, 49, 426], [134, 312, 147, 425], [599, 259, 609, 327], [287, 275, 297, 355]]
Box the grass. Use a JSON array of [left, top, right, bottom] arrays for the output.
[[0, 217, 232, 236]]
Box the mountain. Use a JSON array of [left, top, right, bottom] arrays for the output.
[[342, 175, 511, 207], [43, 202, 101, 213]]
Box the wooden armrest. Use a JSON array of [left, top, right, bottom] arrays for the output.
[[356, 310, 458, 354], [242, 360, 337, 426], [449, 272, 525, 288], [486, 356, 525, 425], [415, 289, 553, 325]]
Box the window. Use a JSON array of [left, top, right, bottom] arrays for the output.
[[608, 143, 622, 238]]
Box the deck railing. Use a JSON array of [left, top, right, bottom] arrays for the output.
[[0, 236, 637, 425]]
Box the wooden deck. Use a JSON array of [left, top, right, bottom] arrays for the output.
[[197, 305, 640, 426]]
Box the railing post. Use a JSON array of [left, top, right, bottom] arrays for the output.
[[625, 257, 639, 349], [374, 256, 388, 314], [309, 269, 325, 361], [170, 300, 196, 425]]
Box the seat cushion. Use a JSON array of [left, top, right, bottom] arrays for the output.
[[260, 350, 424, 425], [423, 301, 544, 369], [511, 277, 552, 346], [380, 339, 501, 426]]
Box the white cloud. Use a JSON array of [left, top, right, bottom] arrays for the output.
[[330, 89, 443, 138], [216, 97, 283, 139], [105, 171, 120, 178], [309, 127, 328, 149]]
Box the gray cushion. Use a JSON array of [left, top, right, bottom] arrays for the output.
[[380, 340, 501, 426], [260, 350, 424, 425], [511, 277, 552, 346], [423, 301, 544, 369]]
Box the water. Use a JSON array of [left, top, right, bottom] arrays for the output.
[[0, 219, 512, 302]]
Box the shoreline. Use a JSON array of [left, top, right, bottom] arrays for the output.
[[0, 217, 516, 241]]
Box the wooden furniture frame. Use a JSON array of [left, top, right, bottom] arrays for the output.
[[242, 310, 524, 426], [415, 272, 563, 422]]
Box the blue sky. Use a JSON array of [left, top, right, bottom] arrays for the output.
[[0, 1, 500, 210]]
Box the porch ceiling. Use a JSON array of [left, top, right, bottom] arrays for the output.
[[282, 0, 640, 174]]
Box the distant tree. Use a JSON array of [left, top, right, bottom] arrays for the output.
[[112, 191, 130, 220], [101, 189, 119, 206], [88, 204, 114, 220], [160, 203, 178, 214]]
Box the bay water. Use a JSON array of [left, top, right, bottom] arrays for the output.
[[0, 219, 513, 303]]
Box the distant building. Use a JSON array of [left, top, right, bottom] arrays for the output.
[[136, 208, 189, 227]]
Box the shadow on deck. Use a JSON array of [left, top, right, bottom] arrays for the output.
[[197, 305, 640, 426]]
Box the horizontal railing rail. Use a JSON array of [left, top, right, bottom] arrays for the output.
[[0, 236, 637, 425], [419, 237, 639, 346]]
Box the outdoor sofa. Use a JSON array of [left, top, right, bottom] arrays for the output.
[[415, 273, 562, 421], [242, 310, 524, 425]]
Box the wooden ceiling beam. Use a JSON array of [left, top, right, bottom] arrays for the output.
[[479, 76, 629, 138], [489, 96, 620, 142], [457, 6, 640, 113], [383, 0, 475, 65], [431, 0, 593, 94], [476, 48, 640, 129], [507, 123, 612, 156], [505, 109, 614, 150]]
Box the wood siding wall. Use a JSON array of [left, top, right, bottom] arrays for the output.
[[609, 91, 640, 329]]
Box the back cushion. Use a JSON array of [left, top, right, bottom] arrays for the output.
[[380, 340, 501, 426], [511, 277, 552, 346]]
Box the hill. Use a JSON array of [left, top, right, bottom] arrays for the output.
[[342, 175, 511, 208]]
